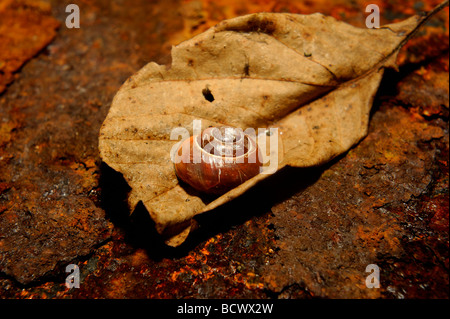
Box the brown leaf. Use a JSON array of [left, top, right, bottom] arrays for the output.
[[99, 7, 445, 246]]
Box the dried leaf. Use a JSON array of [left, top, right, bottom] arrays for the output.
[[99, 5, 446, 246]]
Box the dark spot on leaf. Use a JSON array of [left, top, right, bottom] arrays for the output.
[[202, 86, 215, 102], [188, 59, 194, 67], [246, 16, 276, 34], [244, 63, 250, 76]]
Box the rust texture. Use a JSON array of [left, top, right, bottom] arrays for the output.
[[0, 0, 448, 298], [0, 0, 60, 93]]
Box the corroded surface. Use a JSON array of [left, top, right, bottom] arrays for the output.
[[0, 0, 60, 93], [265, 102, 448, 298], [0, 0, 448, 298]]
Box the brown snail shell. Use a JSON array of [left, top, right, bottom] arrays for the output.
[[174, 127, 263, 194]]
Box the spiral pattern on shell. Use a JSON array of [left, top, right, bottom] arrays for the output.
[[174, 127, 262, 194]]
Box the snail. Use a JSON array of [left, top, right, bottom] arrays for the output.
[[174, 126, 263, 194]]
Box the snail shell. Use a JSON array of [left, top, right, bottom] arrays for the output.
[[174, 127, 263, 194]]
